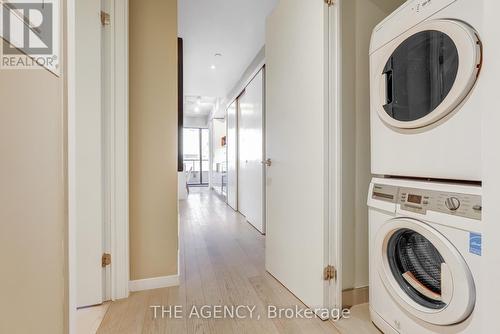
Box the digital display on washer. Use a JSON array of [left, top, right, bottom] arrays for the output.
[[408, 194, 422, 204]]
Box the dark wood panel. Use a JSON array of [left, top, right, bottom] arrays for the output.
[[178, 37, 184, 172]]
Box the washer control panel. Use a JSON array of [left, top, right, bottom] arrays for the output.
[[372, 184, 399, 203], [372, 184, 482, 221]]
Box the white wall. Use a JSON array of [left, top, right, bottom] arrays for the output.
[[226, 46, 265, 105], [178, 172, 188, 200], [212, 119, 227, 166], [341, 0, 404, 291], [341, 0, 357, 292], [216, 46, 265, 119], [481, 0, 500, 327], [184, 115, 209, 128]]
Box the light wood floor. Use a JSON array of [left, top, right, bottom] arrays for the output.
[[77, 303, 110, 334], [97, 187, 349, 334]]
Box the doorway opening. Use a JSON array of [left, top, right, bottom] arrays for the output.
[[183, 127, 210, 187], [178, 0, 272, 239]]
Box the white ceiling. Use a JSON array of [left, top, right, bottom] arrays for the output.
[[178, 0, 278, 98], [184, 96, 217, 118]]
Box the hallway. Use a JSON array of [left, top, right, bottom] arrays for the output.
[[97, 188, 340, 333]]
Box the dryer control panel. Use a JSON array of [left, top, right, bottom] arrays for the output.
[[372, 184, 482, 221], [370, 0, 459, 54]]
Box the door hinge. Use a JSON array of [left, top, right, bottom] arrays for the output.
[[325, 0, 336, 7], [101, 11, 111, 26], [324, 265, 336, 281], [102, 253, 111, 267]]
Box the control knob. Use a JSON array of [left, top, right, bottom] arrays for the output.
[[445, 197, 461, 211]]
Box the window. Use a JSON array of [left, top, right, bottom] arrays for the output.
[[383, 30, 459, 122], [183, 128, 209, 185]]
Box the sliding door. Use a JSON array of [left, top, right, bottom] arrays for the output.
[[238, 69, 266, 233]]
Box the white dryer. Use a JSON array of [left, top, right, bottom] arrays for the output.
[[368, 178, 482, 333], [370, 0, 484, 181]]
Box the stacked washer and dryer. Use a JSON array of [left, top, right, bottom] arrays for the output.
[[367, 0, 485, 333]]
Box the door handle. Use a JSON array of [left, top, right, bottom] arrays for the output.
[[382, 57, 395, 116], [262, 159, 272, 167]]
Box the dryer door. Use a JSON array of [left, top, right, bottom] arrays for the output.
[[374, 20, 482, 129], [376, 218, 475, 325]]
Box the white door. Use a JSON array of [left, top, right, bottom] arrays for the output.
[[238, 69, 266, 233], [266, 0, 330, 312], [227, 101, 238, 210], [76, 0, 104, 308]]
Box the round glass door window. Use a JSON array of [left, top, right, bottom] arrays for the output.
[[383, 30, 459, 122], [387, 229, 447, 310]]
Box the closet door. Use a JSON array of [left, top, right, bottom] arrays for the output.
[[238, 69, 265, 233], [226, 101, 238, 210]]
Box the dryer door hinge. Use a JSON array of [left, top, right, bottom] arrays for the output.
[[324, 265, 336, 281], [325, 0, 336, 7]]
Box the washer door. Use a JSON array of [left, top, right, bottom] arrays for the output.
[[376, 218, 475, 325], [375, 20, 482, 129]]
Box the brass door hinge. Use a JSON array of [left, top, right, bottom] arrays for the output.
[[324, 265, 336, 281], [325, 0, 336, 7], [102, 253, 111, 267], [101, 11, 111, 26]]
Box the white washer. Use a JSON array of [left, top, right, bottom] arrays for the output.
[[370, 0, 484, 181], [368, 178, 482, 333]]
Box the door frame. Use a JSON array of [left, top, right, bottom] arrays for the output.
[[237, 92, 246, 216], [261, 67, 267, 235], [226, 100, 239, 210], [68, 0, 130, 332], [102, 0, 130, 303], [328, 0, 343, 310]]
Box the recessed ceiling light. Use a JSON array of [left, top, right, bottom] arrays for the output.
[[194, 107, 200, 112], [210, 65, 216, 70]]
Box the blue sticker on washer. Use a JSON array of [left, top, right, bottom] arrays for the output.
[[469, 233, 482, 256]]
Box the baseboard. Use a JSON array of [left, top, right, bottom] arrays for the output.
[[129, 275, 179, 292], [342, 286, 369, 308]]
